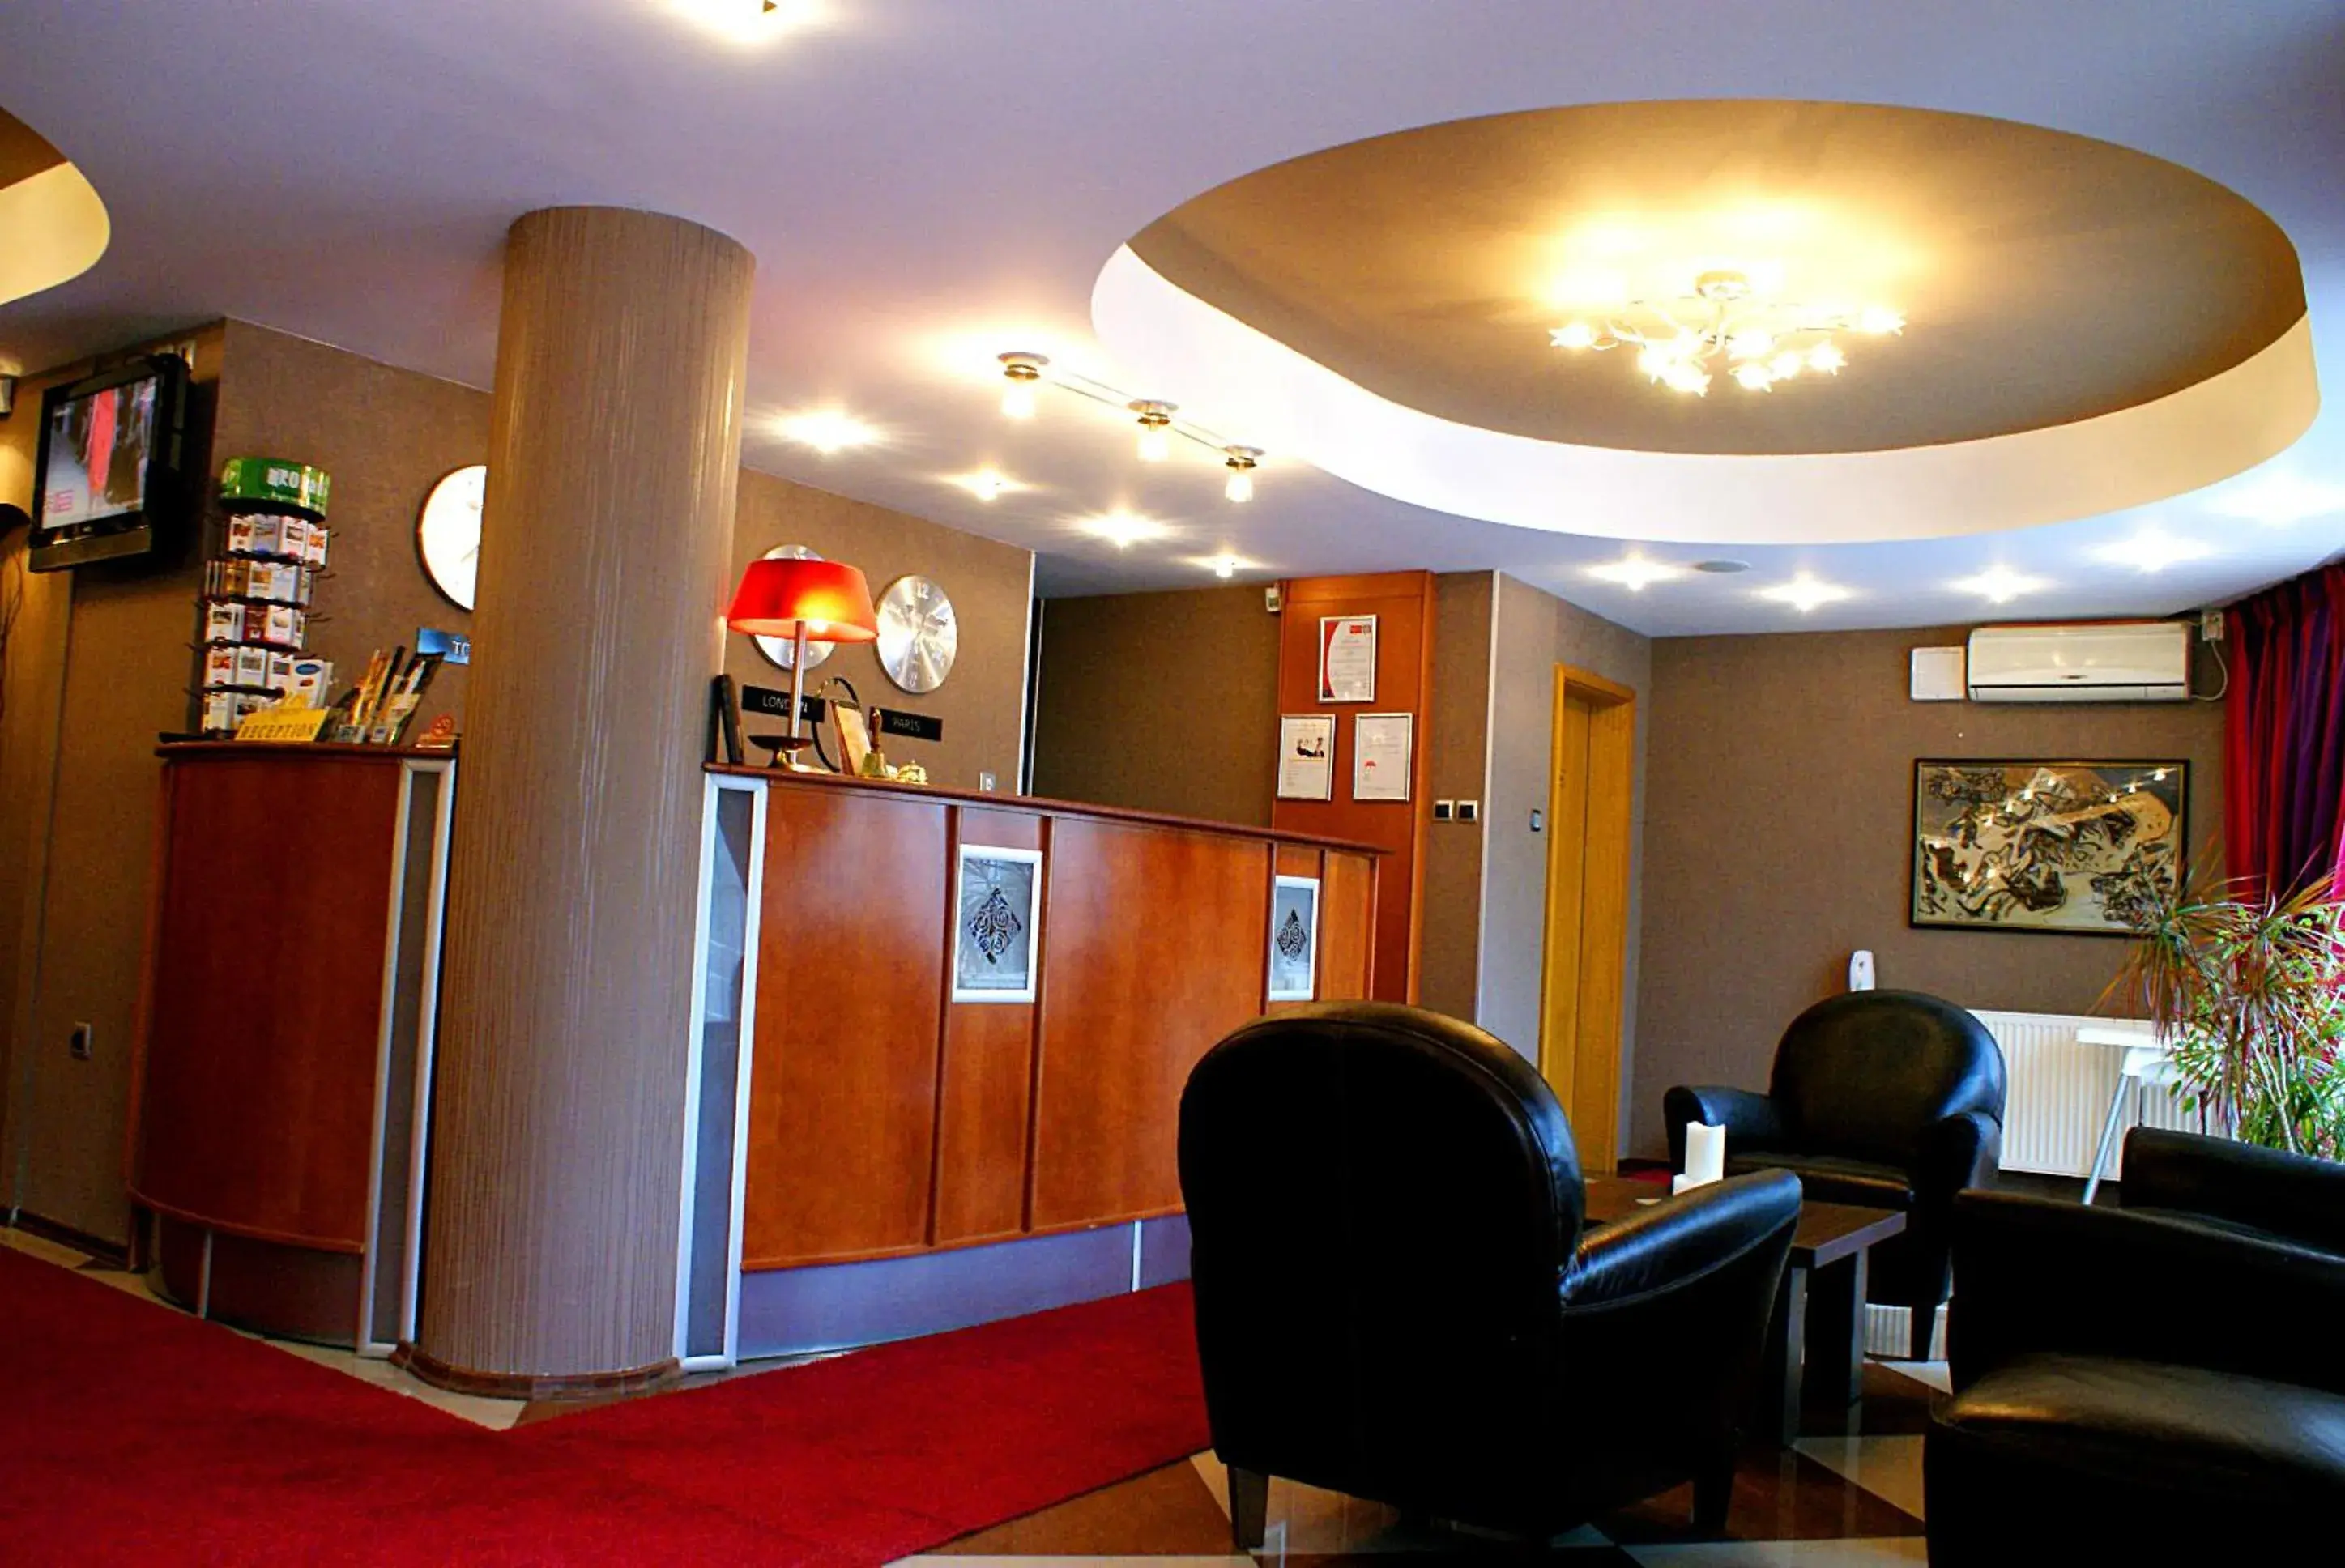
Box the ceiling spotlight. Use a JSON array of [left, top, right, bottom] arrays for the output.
[[1078, 511, 1167, 549], [1759, 574, 1852, 613], [1586, 554, 1686, 591], [949, 469, 1023, 502], [1203, 554, 1247, 580], [775, 409, 877, 454], [1131, 401, 1175, 462], [1952, 565, 2050, 603], [1222, 446, 1261, 503], [1550, 267, 1901, 396], [997, 352, 1047, 419], [2094, 530, 2211, 573]]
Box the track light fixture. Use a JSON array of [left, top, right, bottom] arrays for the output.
[[1222, 446, 1260, 503], [987, 350, 1266, 500], [1131, 401, 1176, 462]]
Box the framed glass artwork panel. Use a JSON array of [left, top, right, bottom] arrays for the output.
[[953, 844, 1042, 1002], [1910, 758, 2186, 935], [1268, 875, 1321, 1002]]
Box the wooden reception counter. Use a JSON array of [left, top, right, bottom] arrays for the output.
[[128, 743, 454, 1351], [699, 764, 1381, 1357]]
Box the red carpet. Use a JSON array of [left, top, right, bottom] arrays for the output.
[[0, 1246, 1208, 1564]]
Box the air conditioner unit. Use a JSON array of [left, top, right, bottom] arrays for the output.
[[1967, 620, 2192, 704]]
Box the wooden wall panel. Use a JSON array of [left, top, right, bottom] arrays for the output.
[[1320, 851, 1376, 1002], [744, 786, 949, 1268], [132, 753, 402, 1251], [932, 808, 1042, 1245], [1029, 820, 1270, 1230], [1271, 571, 1433, 1005]]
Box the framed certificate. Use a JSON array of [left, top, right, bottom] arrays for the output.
[[1318, 615, 1377, 703], [1352, 712, 1413, 803], [1276, 714, 1336, 801]]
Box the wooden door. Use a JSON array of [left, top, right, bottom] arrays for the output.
[[1538, 667, 1636, 1174]]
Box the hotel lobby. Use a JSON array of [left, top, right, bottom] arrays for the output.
[[4, 3, 2344, 1563]]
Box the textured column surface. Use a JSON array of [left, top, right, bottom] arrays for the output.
[[417, 207, 753, 1383]]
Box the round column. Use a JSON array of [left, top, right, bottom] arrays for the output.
[[411, 207, 754, 1392]]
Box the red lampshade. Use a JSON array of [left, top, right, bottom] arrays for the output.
[[724, 558, 880, 641]]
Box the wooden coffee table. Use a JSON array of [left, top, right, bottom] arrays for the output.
[[1583, 1174, 1908, 1446]]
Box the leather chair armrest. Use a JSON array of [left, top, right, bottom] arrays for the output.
[[1917, 1110, 2000, 1202], [1947, 1189, 2345, 1398], [1664, 1085, 1783, 1170], [1563, 1170, 1801, 1310], [2121, 1128, 2345, 1255]]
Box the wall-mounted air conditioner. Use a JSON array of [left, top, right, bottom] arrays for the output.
[[1967, 620, 2192, 704]]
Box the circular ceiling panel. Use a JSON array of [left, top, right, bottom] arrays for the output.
[[1096, 100, 2317, 545]]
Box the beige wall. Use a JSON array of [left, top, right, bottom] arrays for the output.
[[1418, 571, 1493, 1021], [0, 322, 222, 1242], [727, 471, 1033, 794], [1480, 575, 1652, 1144], [0, 320, 1035, 1244], [1629, 624, 2223, 1159], [1030, 584, 1281, 824]]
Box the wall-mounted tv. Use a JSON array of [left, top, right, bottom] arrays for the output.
[[28, 352, 190, 572]]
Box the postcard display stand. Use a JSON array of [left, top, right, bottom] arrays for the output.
[[198, 458, 333, 735]]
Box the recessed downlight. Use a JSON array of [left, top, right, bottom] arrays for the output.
[[1077, 512, 1168, 548], [2093, 530, 2211, 573], [1951, 565, 2050, 603], [774, 409, 878, 454], [1758, 574, 1852, 612], [947, 469, 1025, 501], [1584, 554, 1685, 590]]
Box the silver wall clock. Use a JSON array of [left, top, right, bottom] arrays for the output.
[[416, 464, 486, 611], [875, 574, 957, 692], [752, 543, 834, 671]]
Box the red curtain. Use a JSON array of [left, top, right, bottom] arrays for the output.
[[2223, 563, 2345, 901]]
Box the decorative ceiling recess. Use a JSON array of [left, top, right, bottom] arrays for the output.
[[1096, 100, 2317, 547], [0, 105, 109, 324]]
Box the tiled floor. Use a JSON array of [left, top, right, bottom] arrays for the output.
[[4, 1222, 1940, 1564]]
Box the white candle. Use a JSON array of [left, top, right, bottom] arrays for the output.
[[1672, 1121, 1727, 1195]]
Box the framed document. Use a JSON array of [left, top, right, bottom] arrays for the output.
[[1276, 714, 1337, 800], [1267, 875, 1320, 1002], [1352, 712, 1413, 802], [952, 845, 1042, 1003], [1318, 614, 1377, 703], [831, 702, 873, 776]]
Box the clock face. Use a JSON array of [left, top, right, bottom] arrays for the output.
[[876, 574, 957, 693], [417, 464, 486, 611], [752, 543, 834, 671]]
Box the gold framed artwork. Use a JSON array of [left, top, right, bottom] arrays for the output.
[[831, 702, 873, 777], [1909, 758, 2187, 935]]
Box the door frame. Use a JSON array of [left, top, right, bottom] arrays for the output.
[[1537, 664, 1636, 1174]]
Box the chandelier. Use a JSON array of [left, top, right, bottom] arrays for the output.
[[1549, 270, 1904, 396]]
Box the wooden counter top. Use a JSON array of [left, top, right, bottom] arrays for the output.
[[706, 761, 1384, 857], [157, 740, 456, 761]]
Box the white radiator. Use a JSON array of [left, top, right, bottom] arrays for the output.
[[1969, 1008, 2203, 1180]]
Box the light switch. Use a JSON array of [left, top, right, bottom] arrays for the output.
[[1433, 799, 1454, 821], [1529, 807, 1544, 833], [978, 771, 997, 793], [1456, 799, 1479, 824]]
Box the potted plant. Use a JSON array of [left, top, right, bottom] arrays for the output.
[[2104, 874, 2345, 1161]]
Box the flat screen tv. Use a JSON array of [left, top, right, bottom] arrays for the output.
[[28, 352, 190, 572]]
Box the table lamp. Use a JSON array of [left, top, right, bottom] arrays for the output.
[[725, 558, 879, 769]]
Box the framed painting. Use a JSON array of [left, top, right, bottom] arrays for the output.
[[1267, 875, 1321, 1002], [952, 844, 1042, 1002], [1910, 758, 2187, 935]]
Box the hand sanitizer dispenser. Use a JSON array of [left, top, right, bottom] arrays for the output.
[[1849, 949, 1877, 991]]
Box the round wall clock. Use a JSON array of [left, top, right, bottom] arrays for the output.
[[416, 464, 487, 611], [876, 574, 957, 693], [752, 543, 834, 671]]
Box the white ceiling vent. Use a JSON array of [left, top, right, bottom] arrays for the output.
[[1967, 620, 2191, 703]]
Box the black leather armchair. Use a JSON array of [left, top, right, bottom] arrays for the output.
[[1663, 988, 2006, 1358], [2119, 1125, 2345, 1254], [1927, 1173, 2345, 1562], [1179, 1002, 1801, 1546]]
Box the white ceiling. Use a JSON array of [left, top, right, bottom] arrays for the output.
[[2, 0, 2340, 636]]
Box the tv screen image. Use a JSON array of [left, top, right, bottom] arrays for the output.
[[41, 374, 160, 530]]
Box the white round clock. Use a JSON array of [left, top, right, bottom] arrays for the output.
[[417, 464, 486, 611], [752, 543, 834, 672], [876, 573, 957, 692]]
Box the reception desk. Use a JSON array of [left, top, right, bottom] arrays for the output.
[[690, 765, 1380, 1359], [128, 743, 454, 1350]]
